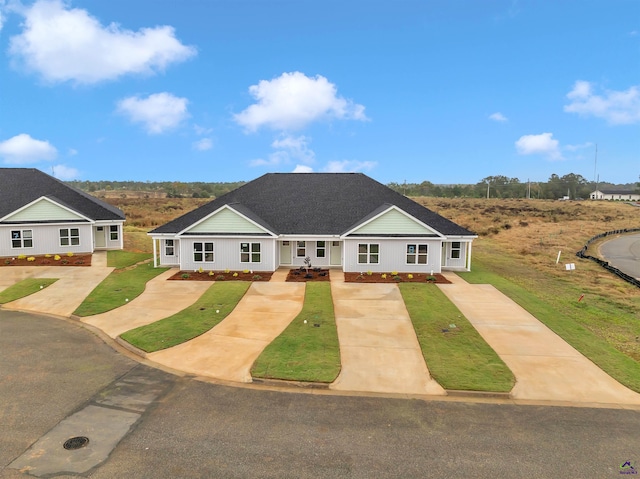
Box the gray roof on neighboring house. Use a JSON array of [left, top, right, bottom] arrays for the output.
[[0, 168, 125, 221], [151, 173, 475, 237]]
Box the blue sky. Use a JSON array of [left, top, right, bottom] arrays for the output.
[[0, 0, 638, 184]]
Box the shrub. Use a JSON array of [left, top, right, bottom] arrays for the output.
[[243, 269, 250, 274], [67, 252, 74, 257], [391, 271, 398, 276], [45, 254, 52, 258], [407, 273, 413, 279], [252, 274, 262, 281], [216, 275, 226, 281], [181, 273, 190, 279], [233, 272, 239, 277], [381, 273, 387, 279], [27, 256, 35, 262], [54, 255, 61, 261], [198, 267, 204, 274], [18, 255, 26, 260], [366, 270, 373, 276], [393, 275, 402, 282], [208, 271, 215, 277], [224, 269, 230, 273], [426, 275, 437, 282]]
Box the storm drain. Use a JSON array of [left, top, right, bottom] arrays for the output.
[[63, 436, 89, 450]]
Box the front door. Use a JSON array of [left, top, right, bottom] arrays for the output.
[[94, 226, 106, 248], [330, 241, 341, 266], [280, 241, 292, 265]]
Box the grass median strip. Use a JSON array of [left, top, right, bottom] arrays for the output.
[[460, 254, 640, 393], [120, 281, 250, 353], [73, 262, 168, 317], [252, 282, 340, 383], [0, 278, 58, 304], [399, 283, 515, 392], [107, 250, 152, 269]]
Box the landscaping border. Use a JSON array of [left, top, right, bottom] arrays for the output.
[[576, 228, 640, 288]]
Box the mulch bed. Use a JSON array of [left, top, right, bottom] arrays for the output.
[[286, 268, 331, 282], [344, 272, 451, 284], [0, 254, 92, 267], [168, 270, 273, 281]]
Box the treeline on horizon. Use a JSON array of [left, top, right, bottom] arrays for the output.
[[67, 173, 639, 200]]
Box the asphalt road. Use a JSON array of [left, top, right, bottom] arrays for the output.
[[600, 233, 640, 280], [1, 310, 639, 479]]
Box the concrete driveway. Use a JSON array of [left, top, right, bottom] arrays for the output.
[[438, 273, 640, 406], [148, 281, 305, 383], [329, 274, 445, 395], [2, 251, 113, 317], [81, 269, 211, 338]]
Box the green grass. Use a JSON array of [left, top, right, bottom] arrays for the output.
[[252, 282, 341, 383], [0, 278, 58, 304], [459, 253, 640, 393], [399, 283, 515, 392], [107, 250, 152, 269], [121, 281, 250, 352], [73, 262, 168, 317]]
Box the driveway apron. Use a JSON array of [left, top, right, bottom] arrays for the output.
[[81, 269, 211, 338], [438, 273, 640, 405], [2, 252, 113, 317], [148, 282, 305, 383], [329, 276, 445, 395]]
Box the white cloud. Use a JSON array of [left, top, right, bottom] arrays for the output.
[[515, 132, 562, 160], [234, 71, 368, 132], [564, 141, 593, 152], [9, 0, 195, 84], [323, 160, 376, 173], [68, 148, 78, 156], [564, 80, 640, 125], [489, 112, 508, 122], [271, 135, 315, 164], [51, 164, 79, 180], [293, 164, 313, 173], [0, 133, 57, 164], [193, 138, 213, 151], [117, 92, 189, 134], [194, 124, 213, 136]]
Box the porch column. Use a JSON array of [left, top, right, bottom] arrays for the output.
[[152, 238, 158, 268], [466, 241, 473, 271]]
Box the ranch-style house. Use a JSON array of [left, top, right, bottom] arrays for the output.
[[149, 173, 476, 273], [0, 168, 125, 258]]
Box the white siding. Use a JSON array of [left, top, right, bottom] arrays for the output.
[[351, 208, 437, 235], [4, 198, 86, 222], [186, 208, 267, 234], [97, 222, 124, 250], [442, 241, 470, 270], [286, 240, 332, 268], [179, 237, 275, 271], [342, 238, 442, 273], [0, 223, 93, 257], [159, 238, 180, 266]]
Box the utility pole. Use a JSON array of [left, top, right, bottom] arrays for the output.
[[593, 144, 598, 199]]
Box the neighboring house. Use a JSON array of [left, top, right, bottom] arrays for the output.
[[591, 189, 640, 201], [149, 173, 477, 273], [0, 168, 125, 257]]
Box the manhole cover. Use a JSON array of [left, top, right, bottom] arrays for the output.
[[63, 436, 89, 450]]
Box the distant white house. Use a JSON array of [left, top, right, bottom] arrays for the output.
[[149, 173, 478, 273], [590, 189, 640, 201], [0, 168, 125, 257]]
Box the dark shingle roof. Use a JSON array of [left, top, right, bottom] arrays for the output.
[[151, 173, 474, 236], [0, 168, 125, 221]]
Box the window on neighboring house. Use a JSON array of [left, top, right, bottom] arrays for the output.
[[11, 230, 33, 248], [451, 242, 461, 259], [241, 242, 261, 263], [194, 242, 214, 262], [316, 241, 326, 258], [60, 228, 80, 246], [165, 239, 175, 256], [109, 225, 119, 241], [357, 243, 379, 264], [296, 241, 306, 257], [406, 244, 428, 264]]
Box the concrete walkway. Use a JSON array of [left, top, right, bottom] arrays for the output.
[[148, 281, 305, 383], [81, 269, 211, 338], [329, 272, 445, 395], [438, 273, 640, 405], [2, 251, 114, 317]]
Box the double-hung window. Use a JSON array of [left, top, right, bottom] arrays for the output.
[[357, 243, 379, 264], [60, 228, 80, 246], [11, 230, 33, 248], [165, 239, 175, 256], [296, 241, 306, 258], [240, 242, 261, 263], [109, 225, 119, 241], [194, 242, 214, 262], [316, 241, 326, 258], [451, 242, 462, 259], [406, 244, 428, 264]]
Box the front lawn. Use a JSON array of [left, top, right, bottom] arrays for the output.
[[252, 282, 341, 383], [120, 281, 250, 352], [0, 278, 58, 304], [107, 250, 152, 269], [399, 283, 515, 392], [73, 262, 168, 316]]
